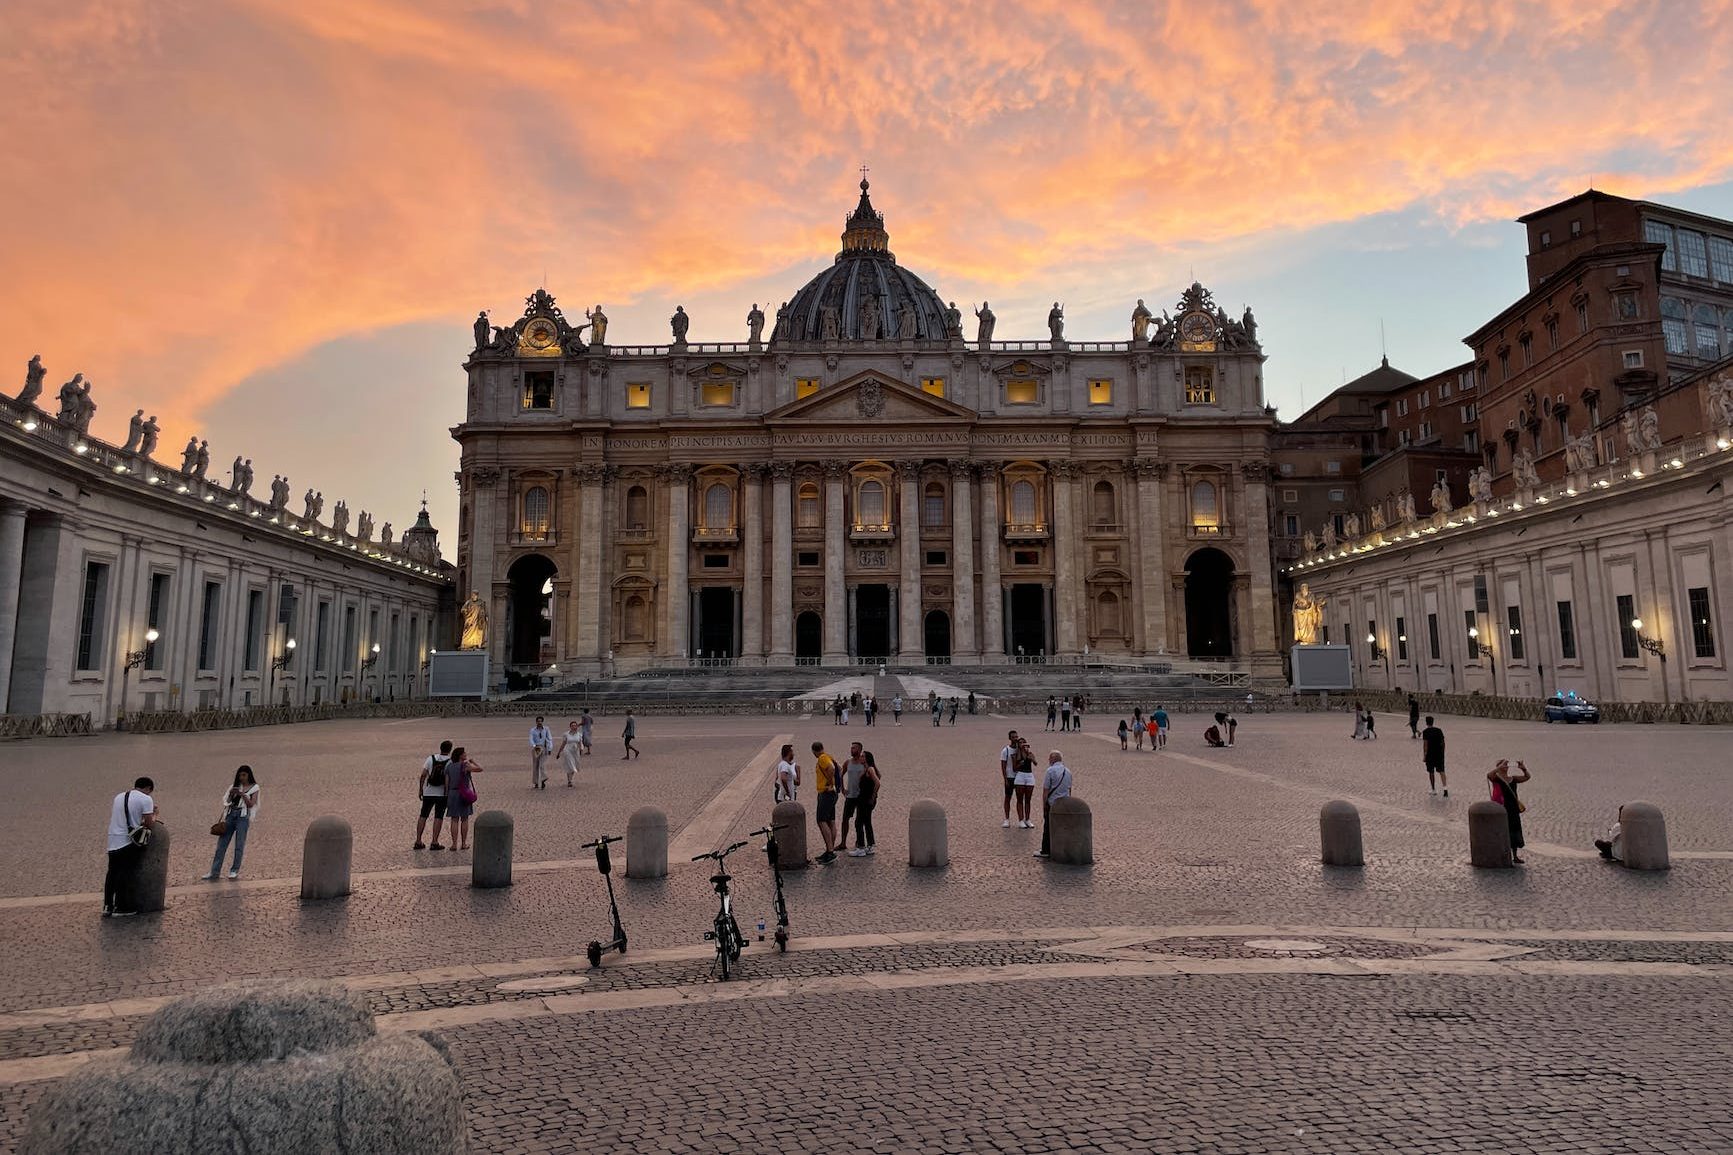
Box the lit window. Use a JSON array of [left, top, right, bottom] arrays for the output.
[[923, 483, 946, 527], [1009, 480, 1038, 526], [920, 377, 945, 398], [796, 482, 820, 528], [1190, 480, 1220, 532], [1183, 366, 1214, 404], [522, 486, 551, 540], [1087, 379, 1113, 405], [702, 483, 732, 530], [857, 480, 886, 527], [1006, 379, 1039, 405], [795, 377, 821, 399], [701, 381, 735, 407], [626, 382, 651, 409], [523, 371, 555, 410], [1279, 462, 1295, 476]]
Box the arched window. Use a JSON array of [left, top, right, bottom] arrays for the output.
[[797, 482, 821, 528], [1694, 303, 1723, 358], [1010, 480, 1038, 526], [624, 485, 647, 530], [857, 480, 886, 527], [1097, 590, 1121, 635], [1191, 480, 1219, 531], [1091, 480, 1115, 526], [522, 486, 550, 540], [703, 482, 732, 530], [624, 595, 646, 640], [923, 482, 946, 527]]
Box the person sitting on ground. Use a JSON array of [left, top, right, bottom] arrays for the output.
[[1204, 723, 1225, 747], [1595, 807, 1625, 862]]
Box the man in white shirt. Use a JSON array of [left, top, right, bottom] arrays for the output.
[[104, 777, 158, 917], [891, 694, 903, 725], [999, 729, 1020, 828], [529, 717, 553, 790], [1035, 751, 1073, 859], [773, 743, 800, 803], [415, 741, 451, 850]]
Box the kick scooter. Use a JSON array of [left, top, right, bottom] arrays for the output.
[[581, 833, 628, 968]]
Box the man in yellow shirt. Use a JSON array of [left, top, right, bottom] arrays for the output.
[[811, 740, 841, 864]]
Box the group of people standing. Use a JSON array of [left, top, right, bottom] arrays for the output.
[[996, 730, 1074, 857], [415, 741, 484, 851], [1043, 695, 1089, 731], [775, 740, 882, 861], [1117, 706, 1172, 750]]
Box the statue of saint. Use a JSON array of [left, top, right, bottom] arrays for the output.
[[1302, 529, 1319, 553], [1709, 373, 1733, 429], [1130, 299, 1152, 343], [473, 311, 490, 353], [772, 302, 790, 342], [1322, 522, 1337, 550], [670, 305, 689, 344], [1343, 512, 1361, 539], [944, 301, 963, 339], [1242, 306, 1258, 345], [240, 459, 254, 495], [1048, 302, 1065, 342], [193, 439, 210, 479], [331, 500, 350, 535], [974, 301, 996, 347], [303, 489, 318, 519], [1292, 583, 1326, 646], [747, 303, 765, 344], [1369, 504, 1386, 532], [859, 293, 880, 340], [1621, 409, 1641, 459], [357, 511, 373, 541], [460, 591, 489, 650], [1430, 478, 1453, 514], [380, 522, 393, 545], [122, 409, 144, 452], [181, 436, 200, 474], [820, 305, 840, 343], [230, 456, 245, 491], [73, 380, 95, 433], [1639, 404, 1662, 450], [139, 416, 159, 459], [896, 299, 917, 340], [586, 305, 609, 346], [18, 355, 45, 406], [56, 374, 83, 423]]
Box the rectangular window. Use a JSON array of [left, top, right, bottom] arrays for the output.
[[625, 382, 651, 409], [243, 589, 264, 671], [522, 370, 555, 410], [1279, 462, 1294, 476], [1709, 235, 1733, 284], [795, 377, 821, 399], [702, 553, 729, 569], [1419, 421, 1433, 439], [1005, 379, 1039, 405], [1399, 429, 1411, 446], [1575, 301, 1590, 332], [1623, 350, 1643, 369], [145, 573, 171, 670], [924, 549, 947, 567], [1616, 593, 1638, 659], [919, 377, 945, 398], [1427, 613, 1441, 661], [1327, 489, 1344, 503], [1282, 489, 1298, 502], [1689, 586, 1716, 658], [342, 605, 358, 672], [1012, 549, 1040, 566], [1556, 600, 1577, 660], [1325, 460, 1341, 474], [1396, 398, 1409, 417], [1677, 229, 1710, 278], [389, 611, 401, 669], [1183, 366, 1214, 404], [75, 561, 110, 671], [1464, 609, 1480, 657], [1419, 389, 1430, 408], [1283, 514, 1299, 537], [1463, 430, 1479, 455], [796, 550, 820, 567], [1439, 380, 1452, 400], [1645, 219, 1676, 272], [198, 581, 223, 670], [1506, 604, 1525, 661], [1087, 378, 1113, 405], [315, 601, 331, 672], [1395, 616, 1408, 661], [368, 609, 379, 660], [700, 381, 735, 407]]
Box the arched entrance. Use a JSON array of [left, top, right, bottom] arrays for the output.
[[506, 554, 558, 666], [794, 611, 823, 662], [924, 609, 951, 660], [1184, 547, 1234, 658]]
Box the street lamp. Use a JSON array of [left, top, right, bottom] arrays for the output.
[[1630, 617, 1669, 705], [1467, 625, 1498, 695], [117, 627, 160, 731], [272, 637, 297, 672], [360, 641, 381, 672]]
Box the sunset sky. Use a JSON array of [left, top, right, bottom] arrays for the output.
[[4, 0, 1732, 537]]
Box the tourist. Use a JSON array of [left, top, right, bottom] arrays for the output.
[[774, 743, 800, 803], [967, 691, 977, 715], [446, 747, 483, 851], [1060, 696, 1072, 731], [1408, 695, 1421, 739], [414, 741, 451, 850], [1034, 750, 1073, 859], [1420, 716, 1447, 796], [104, 777, 158, 917], [1132, 712, 1145, 750], [1012, 738, 1038, 828], [1072, 695, 1085, 731], [1204, 722, 1225, 747], [891, 694, 903, 725], [931, 697, 942, 727], [1351, 703, 1366, 740], [948, 696, 959, 725], [1045, 696, 1058, 732], [529, 716, 552, 790], [558, 720, 583, 787], [848, 750, 881, 856], [1153, 705, 1170, 748], [1595, 806, 1626, 862], [621, 709, 639, 759], [202, 766, 259, 880], [1362, 708, 1377, 740], [838, 742, 868, 854], [579, 707, 595, 755], [998, 729, 1019, 827], [1487, 758, 1531, 865], [812, 741, 841, 863], [1117, 718, 1129, 749], [834, 695, 845, 725], [841, 697, 851, 725], [863, 694, 875, 726]]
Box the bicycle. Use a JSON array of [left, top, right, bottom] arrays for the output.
[[580, 833, 628, 968], [747, 823, 791, 952], [691, 840, 750, 980]]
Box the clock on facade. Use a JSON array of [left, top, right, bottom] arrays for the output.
[[1178, 311, 1216, 352], [522, 317, 560, 353]]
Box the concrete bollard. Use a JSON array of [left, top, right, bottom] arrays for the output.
[[771, 800, 809, 869], [300, 816, 353, 900], [132, 825, 173, 913], [1620, 801, 1670, 871], [471, 811, 513, 888], [22, 980, 468, 1154], [1048, 797, 1094, 865], [1468, 801, 1512, 868], [908, 799, 949, 868], [1319, 800, 1364, 867], [625, 807, 668, 879]]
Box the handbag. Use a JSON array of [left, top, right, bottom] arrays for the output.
[[456, 768, 479, 805], [211, 819, 228, 837], [125, 790, 153, 847]]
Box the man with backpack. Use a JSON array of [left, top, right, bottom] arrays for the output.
[[415, 741, 452, 850], [104, 777, 158, 917]]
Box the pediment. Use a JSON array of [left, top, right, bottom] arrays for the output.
[[989, 357, 1053, 382], [765, 372, 976, 423]]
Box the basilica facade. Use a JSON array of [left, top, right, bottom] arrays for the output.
[[453, 182, 1282, 676]]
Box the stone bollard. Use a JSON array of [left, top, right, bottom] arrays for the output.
[[1468, 801, 1512, 868], [21, 980, 468, 1154], [771, 800, 809, 869], [1048, 797, 1094, 865], [625, 807, 668, 879], [1319, 800, 1364, 867], [1620, 801, 1670, 871], [131, 825, 173, 913], [908, 799, 949, 868], [472, 810, 513, 888], [300, 816, 352, 900]]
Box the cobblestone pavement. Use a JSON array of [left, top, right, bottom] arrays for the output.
[[2, 709, 1730, 1151]]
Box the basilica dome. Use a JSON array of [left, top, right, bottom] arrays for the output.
[[776, 180, 953, 344]]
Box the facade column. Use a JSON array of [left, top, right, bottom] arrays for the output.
[[896, 462, 923, 663], [769, 463, 794, 664], [1131, 459, 1167, 657], [948, 459, 978, 661], [822, 460, 848, 665], [0, 501, 28, 713], [1051, 462, 1079, 655], [741, 464, 765, 663], [665, 464, 692, 662], [977, 462, 1003, 662], [1240, 462, 1279, 669], [574, 465, 605, 671]]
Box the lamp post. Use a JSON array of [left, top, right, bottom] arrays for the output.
[[1365, 632, 1388, 684], [1630, 617, 1669, 706], [117, 627, 160, 731], [270, 637, 296, 705], [1468, 626, 1498, 696]]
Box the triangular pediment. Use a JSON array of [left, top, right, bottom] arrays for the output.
[[765, 371, 976, 423]]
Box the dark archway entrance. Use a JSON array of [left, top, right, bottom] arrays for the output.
[[506, 554, 558, 666], [855, 584, 891, 660], [1184, 547, 1234, 658], [923, 609, 951, 660], [697, 587, 736, 660], [1008, 583, 1047, 658], [795, 611, 823, 662]]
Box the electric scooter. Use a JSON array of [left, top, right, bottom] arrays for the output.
[[580, 833, 627, 968], [747, 823, 791, 952]]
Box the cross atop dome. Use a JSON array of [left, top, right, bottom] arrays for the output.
[[841, 175, 890, 257]]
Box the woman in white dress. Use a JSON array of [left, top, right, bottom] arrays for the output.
[[558, 720, 583, 787]]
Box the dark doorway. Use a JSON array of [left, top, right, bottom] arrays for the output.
[[506, 554, 558, 666], [697, 587, 736, 659], [855, 584, 891, 659], [1184, 547, 1235, 657], [795, 611, 823, 662], [923, 609, 951, 660], [1008, 583, 1047, 657]]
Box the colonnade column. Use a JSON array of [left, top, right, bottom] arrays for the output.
[[948, 459, 978, 661], [665, 464, 691, 662], [977, 462, 1003, 662], [769, 463, 794, 664], [822, 460, 848, 665], [0, 501, 26, 712], [1051, 462, 1079, 655], [896, 462, 923, 663], [1241, 461, 1278, 664], [1130, 459, 1167, 657], [741, 464, 765, 663], [574, 466, 604, 670]]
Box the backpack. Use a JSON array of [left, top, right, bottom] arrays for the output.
[[427, 755, 447, 788]]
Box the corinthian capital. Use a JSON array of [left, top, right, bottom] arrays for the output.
[[1049, 460, 1078, 481], [894, 459, 923, 483], [822, 459, 849, 479], [946, 458, 975, 479], [769, 461, 796, 482]]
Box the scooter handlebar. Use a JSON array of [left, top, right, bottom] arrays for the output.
[[581, 834, 624, 850]]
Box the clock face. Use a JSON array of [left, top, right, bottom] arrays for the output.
[[523, 319, 559, 350], [1179, 311, 1215, 346]]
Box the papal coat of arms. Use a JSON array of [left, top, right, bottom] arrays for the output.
[[857, 380, 885, 417]]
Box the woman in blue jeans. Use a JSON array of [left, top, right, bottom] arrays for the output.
[[203, 766, 259, 880]]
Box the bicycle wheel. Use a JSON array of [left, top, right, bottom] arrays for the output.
[[714, 915, 733, 980], [727, 916, 744, 961]]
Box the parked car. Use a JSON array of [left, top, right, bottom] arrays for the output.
[[1544, 693, 1600, 723]]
